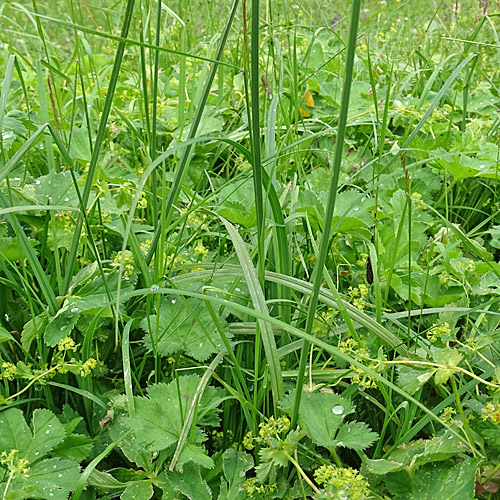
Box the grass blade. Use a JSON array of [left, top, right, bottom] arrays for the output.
[[292, 0, 362, 428], [222, 218, 284, 406]]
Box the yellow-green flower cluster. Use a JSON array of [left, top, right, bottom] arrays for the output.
[[111, 250, 134, 277], [187, 211, 209, 231], [259, 415, 291, 442], [482, 401, 500, 424], [243, 416, 292, 451], [140, 239, 152, 254], [440, 406, 457, 424], [79, 358, 97, 377], [243, 431, 255, 450], [357, 253, 369, 266], [0, 449, 30, 477], [242, 478, 277, 497], [314, 465, 370, 500], [427, 322, 451, 343], [348, 285, 368, 311], [350, 364, 378, 390], [194, 244, 209, 259], [1, 362, 17, 379], [338, 339, 370, 359], [411, 192, 427, 210], [57, 337, 77, 352]]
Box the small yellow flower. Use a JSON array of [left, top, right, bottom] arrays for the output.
[[1, 362, 17, 379], [482, 402, 500, 424], [427, 322, 451, 342], [243, 431, 254, 450], [57, 337, 77, 352], [314, 465, 370, 500], [80, 358, 97, 377], [441, 407, 456, 424], [194, 244, 209, 259]]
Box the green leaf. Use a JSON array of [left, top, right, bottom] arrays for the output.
[[33, 170, 80, 207], [123, 375, 224, 453], [0, 457, 80, 500], [25, 409, 67, 462], [121, 481, 154, 500], [0, 235, 38, 261], [25, 457, 80, 500], [362, 432, 467, 477], [177, 443, 214, 470], [44, 305, 80, 347], [68, 126, 92, 162], [140, 297, 227, 362], [218, 448, 253, 500], [398, 365, 435, 395], [108, 415, 152, 470], [0, 326, 14, 343], [432, 348, 463, 385], [0, 408, 31, 455], [293, 391, 353, 446], [281, 390, 376, 449], [387, 458, 477, 500], [489, 225, 500, 249], [21, 311, 48, 351], [87, 469, 130, 493], [164, 462, 212, 500], [472, 272, 500, 295], [334, 421, 378, 450], [52, 434, 93, 462]]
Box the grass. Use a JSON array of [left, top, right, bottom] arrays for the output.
[[1, 0, 500, 498]]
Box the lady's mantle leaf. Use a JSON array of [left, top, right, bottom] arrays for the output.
[[280, 390, 377, 449], [218, 448, 254, 500], [163, 462, 212, 500], [121, 480, 154, 500], [140, 297, 227, 361], [123, 375, 224, 453], [386, 458, 478, 500]]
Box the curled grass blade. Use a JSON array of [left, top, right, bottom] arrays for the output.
[[221, 218, 284, 406]]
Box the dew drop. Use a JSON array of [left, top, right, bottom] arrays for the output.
[[35, 179, 41, 185], [353, 206, 359, 212], [64, 197, 69, 202], [70, 306, 79, 313], [171, 299, 177, 304], [332, 405, 344, 415], [45, 430, 50, 435], [34, 451, 40, 456], [479, 164, 485, 169], [150, 284, 160, 292]]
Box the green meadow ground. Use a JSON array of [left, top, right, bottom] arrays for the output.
[[1, 0, 500, 498]]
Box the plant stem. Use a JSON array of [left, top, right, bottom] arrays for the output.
[[450, 375, 479, 457]]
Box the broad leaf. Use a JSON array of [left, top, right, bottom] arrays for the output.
[[386, 458, 477, 500], [218, 448, 253, 500], [121, 481, 154, 500], [163, 462, 212, 500], [123, 375, 224, 453], [140, 297, 227, 362]]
